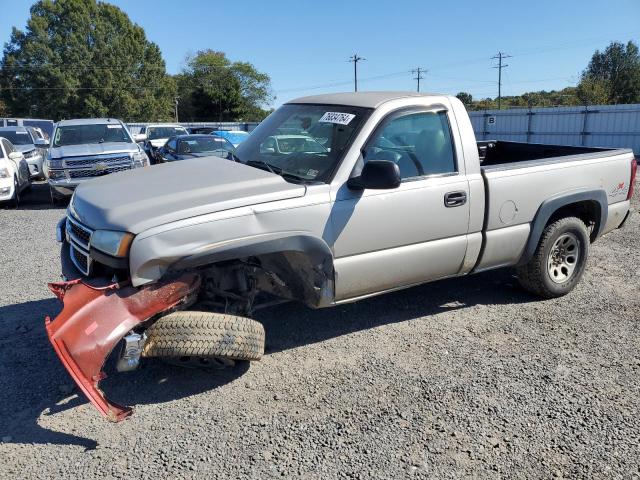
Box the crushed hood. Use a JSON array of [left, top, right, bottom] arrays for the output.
[[14, 145, 36, 154], [50, 142, 138, 159], [71, 156, 306, 234], [149, 139, 168, 148]]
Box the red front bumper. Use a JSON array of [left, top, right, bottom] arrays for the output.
[[45, 273, 200, 422]]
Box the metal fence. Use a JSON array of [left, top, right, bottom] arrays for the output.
[[468, 104, 640, 155]]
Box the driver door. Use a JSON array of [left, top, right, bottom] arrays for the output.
[[331, 109, 470, 301]]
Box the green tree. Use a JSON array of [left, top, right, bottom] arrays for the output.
[[578, 40, 640, 104], [177, 50, 273, 122], [455, 92, 473, 107], [0, 0, 175, 121], [0, 98, 8, 116]]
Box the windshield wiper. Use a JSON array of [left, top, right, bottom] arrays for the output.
[[246, 159, 279, 175], [280, 172, 321, 185]]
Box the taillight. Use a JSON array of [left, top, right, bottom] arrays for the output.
[[628, 158, 637, 200]]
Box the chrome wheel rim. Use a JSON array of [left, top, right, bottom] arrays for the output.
[[547, 232, 580, 283]]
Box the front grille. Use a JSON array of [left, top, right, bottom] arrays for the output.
[[70, 244, 89, 275], [66, 214, 93, 275], [66, 215, 92, 250], [64, 155, 131, 168], [69, 221, 91, 246], [67, 164, 131, 178]]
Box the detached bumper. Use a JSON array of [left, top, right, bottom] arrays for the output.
[[48, 179, 81, 197], [45, 273, 200, 422]]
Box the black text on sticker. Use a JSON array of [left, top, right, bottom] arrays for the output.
[[319, 112, 356, 125]]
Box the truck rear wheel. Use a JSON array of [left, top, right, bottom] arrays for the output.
[[516, 216, 589, 299], [142, 311, 265, 361]]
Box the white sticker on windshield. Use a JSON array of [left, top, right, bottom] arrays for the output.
[[106, 125, 122, 129], [319, 112, 355, 125]]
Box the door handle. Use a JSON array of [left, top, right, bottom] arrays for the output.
[[444, 191, 467, 207]]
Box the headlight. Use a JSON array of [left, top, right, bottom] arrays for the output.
[[132, 150, 149, 168], [48, 159, 64, 169], [0, 168, 9, 178], [91, 230, 134, 257]]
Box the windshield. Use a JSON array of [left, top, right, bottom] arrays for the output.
[[148, 126, 188, 140], [234, 104, 371, 183], [177, 136, 235, 154], [0, 130, 34, 145], [54, 124, 131, 147]]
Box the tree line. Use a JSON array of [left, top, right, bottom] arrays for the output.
[[0, 0, 273, 122], [457, 41, 640, 110]]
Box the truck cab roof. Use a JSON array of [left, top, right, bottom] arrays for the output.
[[287, 91, 444, 108]]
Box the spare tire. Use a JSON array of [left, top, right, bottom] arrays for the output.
[[142, 311, 265, 361]]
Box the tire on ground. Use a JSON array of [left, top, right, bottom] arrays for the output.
[[142, 311, 265, 361], [516, 216, 589, 299]]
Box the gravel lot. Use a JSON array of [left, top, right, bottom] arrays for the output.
[[0, 183, 638, 479]]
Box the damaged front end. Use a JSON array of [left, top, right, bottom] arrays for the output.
[[45, 273, 200, 422]]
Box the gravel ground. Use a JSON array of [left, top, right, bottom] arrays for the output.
[[0, 183, 638, 479]]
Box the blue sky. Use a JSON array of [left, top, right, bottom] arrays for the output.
[[2, 0, 639, 106]]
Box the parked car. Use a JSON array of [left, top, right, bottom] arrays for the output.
[[48, 92, 635, 421], [134, 124, 189, 163], [187, 126, 216, 135], [0, 126, 48, 179], [260, 134, 328, 155], [211, 130, 250, 147], [0, 137, 31, 207], [156, 134, 236, 162], [45, 118, 149, 203]]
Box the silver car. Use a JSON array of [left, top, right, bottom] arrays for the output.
[[0, 126, 48, 179]]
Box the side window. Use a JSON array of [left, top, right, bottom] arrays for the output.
[[167, 139, 177, 151], [364, 111, 456, 180], [4, 140, 15, 153]]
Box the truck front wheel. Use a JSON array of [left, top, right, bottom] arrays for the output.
[[516, 216, 589, 298], [142, 311, 265, 361]]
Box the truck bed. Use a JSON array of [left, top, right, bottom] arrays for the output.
[[473, 141, 634, 273], [477, 140, 615, 170]]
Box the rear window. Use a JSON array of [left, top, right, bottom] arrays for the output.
[[54, 124, 131, 147], [148, 126, 188, 139]]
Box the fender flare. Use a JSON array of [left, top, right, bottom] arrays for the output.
[[169, 232, 334, 274], [518, 188, 607, 266]]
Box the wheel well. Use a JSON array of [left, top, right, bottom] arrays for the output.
[[195, 250, 335, 313], [545, 200, 601, 242]]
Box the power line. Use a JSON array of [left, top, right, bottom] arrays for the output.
[[411, 67, 427, 92], [347, 54, 365, 92], [491, 51, 512, 110]]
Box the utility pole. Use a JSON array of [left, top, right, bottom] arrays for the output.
[[491, 51, 511, 109], [348, 54, 365, 92], [411, 67, 427, 92], [174, 97, 180, 123]]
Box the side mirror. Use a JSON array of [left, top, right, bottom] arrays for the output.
[[348, 160, 401, 190], [133, 133, 147, 142], [35, 138, 49, 148], [8, 151, 23, 161]]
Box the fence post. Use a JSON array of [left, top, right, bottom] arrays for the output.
[[580, 106, 589, 146], [526, 108, 533, 143]]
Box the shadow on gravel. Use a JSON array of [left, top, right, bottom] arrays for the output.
[[0, 295, 250, 449], [0, 266, 534, 449], [254, 268, 536, 354], [7, 182, 69, 211]]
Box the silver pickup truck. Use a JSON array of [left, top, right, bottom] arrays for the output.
[[45, 118, 149, 203], [47, 92, 636, 421]]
